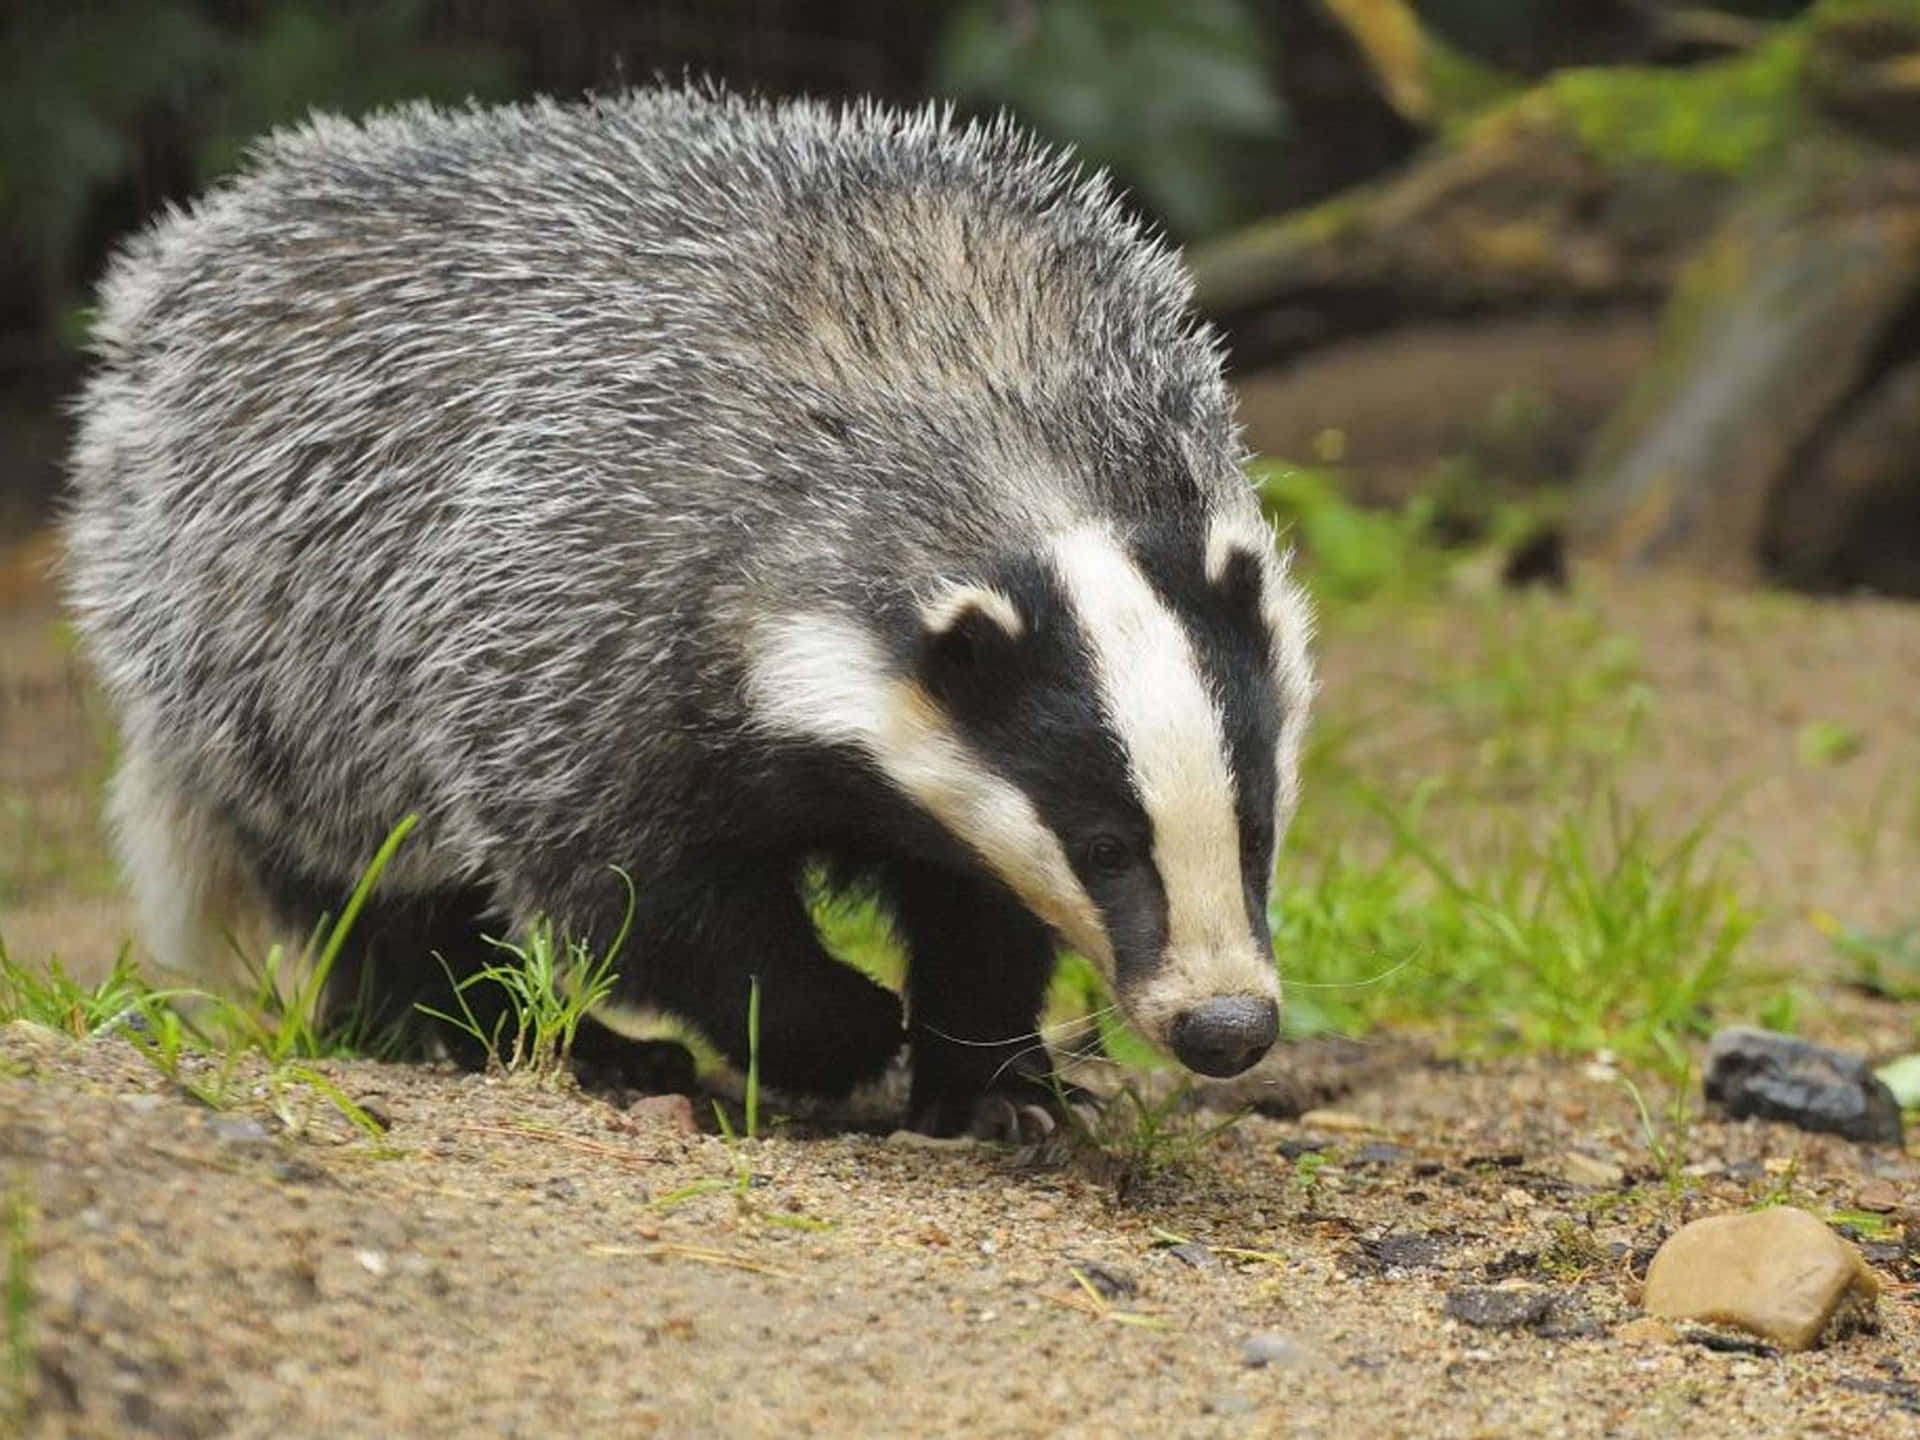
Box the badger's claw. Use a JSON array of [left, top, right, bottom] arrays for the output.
[[910, 1076, 1101, 1142], [1016, 1103, 1057, 1139]]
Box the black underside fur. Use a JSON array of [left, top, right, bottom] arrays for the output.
[[247, 840, 1062, 1135]]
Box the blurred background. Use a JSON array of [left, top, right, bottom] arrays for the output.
[[4, 0, 1919, 593]]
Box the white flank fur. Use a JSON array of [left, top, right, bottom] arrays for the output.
[[109, 735, 283, 991], [744, 614, 1111, 969], [1051, 527, 1280, 1028]]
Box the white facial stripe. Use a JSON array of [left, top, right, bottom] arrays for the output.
[[743, 613, 1111, 968], [1051, 527, 1272, 1002], [1205, 511, 1317, 840]]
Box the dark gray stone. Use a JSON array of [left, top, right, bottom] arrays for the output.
[[1167, 1242, 1220, 1271], [1361, 1231, 1455, 1272], [1444, 1285, 1556, 1331], [1703, 1027, 1904, 1145]]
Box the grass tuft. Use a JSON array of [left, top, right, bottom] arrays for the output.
[[1061, 1079, 1246, 1193], [418, 867, 633, 1080], [0, 940, 164, 1038], [1275, 788, 1754, 1067]]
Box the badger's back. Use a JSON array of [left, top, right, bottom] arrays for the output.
[[65, 88, 1263, 894]]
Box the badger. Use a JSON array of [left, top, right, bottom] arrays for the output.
[[63, 87, 1313, 1133]]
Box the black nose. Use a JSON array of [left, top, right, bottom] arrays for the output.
[[1169, 996, 1279, 1077]]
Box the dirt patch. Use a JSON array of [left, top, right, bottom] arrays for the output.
[[7, 1026, 1919, 1437]]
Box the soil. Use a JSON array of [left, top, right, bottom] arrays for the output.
[[6, 527, 1920, 1438]]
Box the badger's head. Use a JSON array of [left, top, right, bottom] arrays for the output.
[[747, 513, 1313, 1078]]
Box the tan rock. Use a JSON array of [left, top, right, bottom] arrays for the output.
[[1855, 1178, 1904, 1213], [1554, 1150, 1626, 1188], [1614, 1317, 1679, 1346], [1641, 1207, 1880, 1352], [626, 1093, 697, 1134]]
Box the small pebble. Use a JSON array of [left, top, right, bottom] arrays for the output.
[[1855, 1179, 1903, 1213], [1167, 1242, 1219, 1271], [207, 1114, 273, 1145], [1363, 1231, 1452, 1271], [1556, 1151, 1625, 1188], [1240, 1331, 1309, 1368], [627, 1093, 698, 1134], [1444, 1285, 1555, 1331]]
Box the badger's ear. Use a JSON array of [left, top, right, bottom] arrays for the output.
[[917, 584, 1024, 694], [1204, 525, 1269, 622]]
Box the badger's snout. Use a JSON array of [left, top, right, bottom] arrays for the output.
[[1168, 995, 1278, 1078]]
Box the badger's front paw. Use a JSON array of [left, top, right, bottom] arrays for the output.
[[909, 1071, 1100, 1142]]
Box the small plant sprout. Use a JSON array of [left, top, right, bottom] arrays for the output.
[[1058, 1077, 1247, 1193], [652, 978, 828, 1230], [421, 867, 634, 1080], [1619, 1064, 1696, 1199]]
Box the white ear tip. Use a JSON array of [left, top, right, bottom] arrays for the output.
[[1204, 517, 1269, 586], [921, 584, 1024, 641]]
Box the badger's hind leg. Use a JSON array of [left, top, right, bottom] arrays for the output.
[[882, 861, 1066, 1137], [617, 859, 906, 1097], [108, 737, 284, 994]]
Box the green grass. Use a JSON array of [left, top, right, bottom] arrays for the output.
[[651, 978, 831, 1229], [3, 818, 425, 1143], [0, 941, 160, 1039], [420, 870, 632, 1081], [4, 814, 641, 1134], [1274, 788, 1755, 1066], [1253, 461, 1450, 605], [1428, 600, 1653, 795]]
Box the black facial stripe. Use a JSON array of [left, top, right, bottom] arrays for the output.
[[918, 554, 1169, 977]]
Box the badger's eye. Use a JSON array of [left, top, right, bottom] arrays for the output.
[[1083, 835, 1132, 876]]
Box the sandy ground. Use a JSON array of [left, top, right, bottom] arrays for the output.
[[5, 527, 1920, 1437]]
